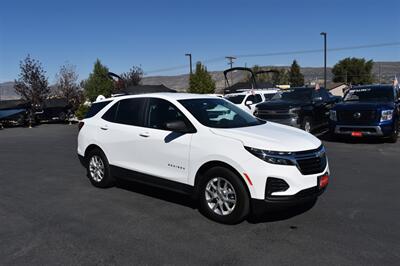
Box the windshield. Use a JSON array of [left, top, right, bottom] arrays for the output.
[[179, 98, 265, 128], [344, 87, 394, 102], [271, 88, 312, 102], [224, 94, 245, 104]]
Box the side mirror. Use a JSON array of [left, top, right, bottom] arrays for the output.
[[245, 100, 253, 106], [165, 120, 195, 133]]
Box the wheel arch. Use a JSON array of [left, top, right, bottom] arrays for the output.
[[84, 144, 105, 160], [192, 160, 252, 200]]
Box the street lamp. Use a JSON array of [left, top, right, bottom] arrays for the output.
[[320, 32, 327, 89], [185, 53, 192, 75]]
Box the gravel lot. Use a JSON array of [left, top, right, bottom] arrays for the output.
[[0, 124, 399, 265]]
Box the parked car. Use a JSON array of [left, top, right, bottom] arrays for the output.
[[329, 85, 399, 142], [224, 89, 279, 114], [77, 93, 329, 224], [254, 87, 336, 133], [33, 98, 73, 122], [0, 99, 31, 126]]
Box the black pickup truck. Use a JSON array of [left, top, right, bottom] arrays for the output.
[[254, 86, 337, 133]]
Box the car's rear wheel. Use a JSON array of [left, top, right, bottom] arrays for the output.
[[199, 167, 250, 224], [301, 116, 313, 133], [86, 149, 115, 188]]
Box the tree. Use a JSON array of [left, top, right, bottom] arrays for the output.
[[332, 57, 374, 85], [83, 59, 114, 102], [244, 66, 289, 85], [120, 66, 144, 88], [188, 62, 216, 94], [288, 60, 304, 86], [55, 63, 82, 108], [14, 55, 50, 105]]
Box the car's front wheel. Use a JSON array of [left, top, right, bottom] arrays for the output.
[[199, 167, 250, 224], [86, 149, 115, 188]]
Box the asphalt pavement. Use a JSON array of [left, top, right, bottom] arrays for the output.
[[0, 124, 399, 265]]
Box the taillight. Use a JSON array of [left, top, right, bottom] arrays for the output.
[[78, 121, 84, 131]]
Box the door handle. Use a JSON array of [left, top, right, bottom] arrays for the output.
[[100, 126, 108, 130], [139, 132, 150, 138]]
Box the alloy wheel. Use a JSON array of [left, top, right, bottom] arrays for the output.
[[89, 155, 105, 182], [205, 177, 237, 216]]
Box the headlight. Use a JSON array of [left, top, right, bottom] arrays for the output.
[[244, 146, 295, 165], [381, 110, 393, 122], [289, 107, 301, 114], [329, 110, 337, 121]]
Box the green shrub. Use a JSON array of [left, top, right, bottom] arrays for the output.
[[75, 104, 90, 120]]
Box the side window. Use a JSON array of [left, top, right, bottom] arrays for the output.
[[147, 98, 187, 130], [102, 102, 119, 122], [115, 98, 146, 126], [254, 94, 262, 103], [246, 94, 262, 104]]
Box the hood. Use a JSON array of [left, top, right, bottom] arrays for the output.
[[256, 100, 307, 110], [210, 122, 321, 152], [334, 101, 395, 111]]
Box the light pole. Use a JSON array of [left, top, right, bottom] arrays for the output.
[[320, 32, 327, 89], [185, 53, 192, 75]]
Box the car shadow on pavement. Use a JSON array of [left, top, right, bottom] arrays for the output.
[[116, 178, 317, 224], [116, 179, 197, 209], [247, 199, 317, 224]]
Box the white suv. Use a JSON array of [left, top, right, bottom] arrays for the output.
[[78, 93, 329, 224], [224, 89, 279, 114]]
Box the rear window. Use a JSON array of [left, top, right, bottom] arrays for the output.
[[85, 101, 112, 118]]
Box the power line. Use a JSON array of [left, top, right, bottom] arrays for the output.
[[144, 42, 400, 75]]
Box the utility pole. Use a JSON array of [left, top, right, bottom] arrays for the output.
[[320, 32, 327, 89], [225, 56, 236, 69], [185, 53, 192, 75]]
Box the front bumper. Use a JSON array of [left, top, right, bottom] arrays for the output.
[[331, 121, 395, 137], [251, 186, 326, 214]]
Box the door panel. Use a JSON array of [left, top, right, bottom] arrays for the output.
[[133, 98, 192, 183]]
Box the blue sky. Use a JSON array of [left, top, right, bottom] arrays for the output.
[[0, 0, 399, 83]]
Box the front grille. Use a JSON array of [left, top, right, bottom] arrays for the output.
[[294, 146, 327, 175], [255, 109, 292, 120], [265, 177, 289, 197], [337, 110, 378, 124]]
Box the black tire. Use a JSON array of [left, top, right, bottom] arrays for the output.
[[199, 167, 250, 224], [301, 116, 313, 133], [86, 148, 115, 188], [388, 120, 399, 143], [58, 112, 67, 122]]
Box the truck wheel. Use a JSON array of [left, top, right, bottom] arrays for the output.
[[58, 112, 67, 122], [199, 167, 250, 224], [301, 116, 313, 133], [86, 149, 115, 188], [388, 120, 399, 143]]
